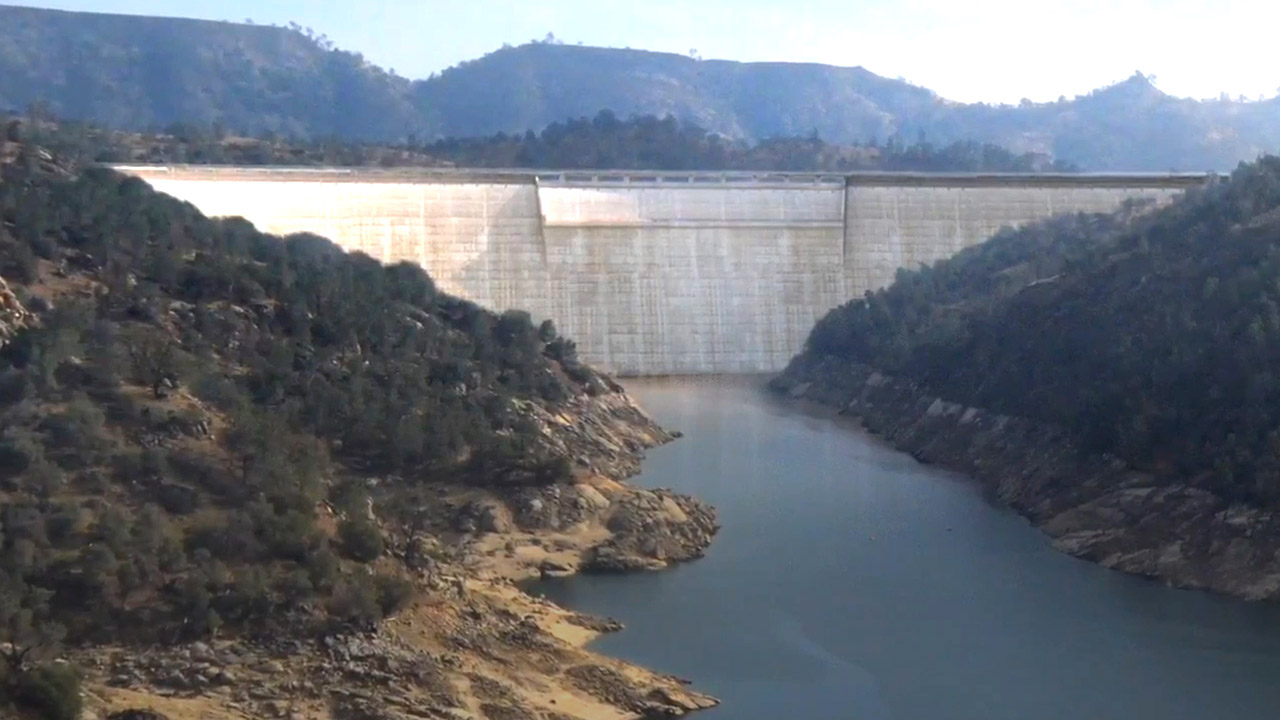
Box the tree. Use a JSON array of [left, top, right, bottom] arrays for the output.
[[123, 326, 186, 398], [538, 319, 557, 343], [0, 573, 66, 681], [327, 578, 380, 626], [23, 302, 88, 392], [373, 574, 413, 617], [338, 517, 384, 563], [12, 663, 82, 720]]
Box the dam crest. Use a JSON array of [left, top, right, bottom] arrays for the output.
[[116, 166, 1208, 375]]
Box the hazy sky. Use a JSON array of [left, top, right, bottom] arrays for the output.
[[15, 0, 1280, 104]]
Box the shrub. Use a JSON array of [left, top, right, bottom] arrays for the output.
[[0, 369, 31, 406], [1, 237, 40, 283], [0, 433, 37, 480], [275, 566, 315, 607], [326, 578, 380, 625], [13, 663, 83, 720], [337, 517, 383, 563], [41, 394, 113, 467], [44, 504, 88, 547], [373, 574, 414, 617], [305, 546, 340, 591], [154, 482, 202, 515], [252, 506, 318, 561]]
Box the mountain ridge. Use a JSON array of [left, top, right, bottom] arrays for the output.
[[2, 4, 1279, 170]]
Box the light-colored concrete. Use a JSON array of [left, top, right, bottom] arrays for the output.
[[116, 166, 1208, 375], [842, 182, 1180, 296]]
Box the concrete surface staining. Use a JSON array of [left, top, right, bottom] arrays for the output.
[[538, 179, 846, 374], [117, 167, 1207, 375]]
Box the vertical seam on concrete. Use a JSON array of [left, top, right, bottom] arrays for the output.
[[381, 183, 392, 263], [953, 187, 961, 254], [418, 186, 427, 272], [840, 176, 850, 268], [532, 176, 549, 269]]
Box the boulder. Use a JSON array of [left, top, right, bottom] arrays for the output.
[[477, 502, 512, 534]]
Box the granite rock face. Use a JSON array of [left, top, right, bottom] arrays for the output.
[[582, 489, 719, 573], [0, 276, 31, 350], [508, 388, 719, 572]]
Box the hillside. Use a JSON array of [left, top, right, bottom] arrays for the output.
[[416, 44, 941, 147], [0, 4, 427, 140], [2, 112, 1075, 174], [421, 111, 1076, 172], [421, 46, 1280, 171], [2, 6, 1279, 170], [0, 136, 718, 718], [773, 156, 1280, 598]]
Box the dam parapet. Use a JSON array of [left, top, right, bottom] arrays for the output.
[[115, 165, 1210, 375]]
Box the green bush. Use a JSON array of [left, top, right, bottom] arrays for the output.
[[373, 573, 415, 617], [326, 578, 380, 625], [13, 663, 83, 720], [305, 546, 341, 591], [275, 566, 315, 608], [338, 517, 384, 563], [0, 434, 37, 480]]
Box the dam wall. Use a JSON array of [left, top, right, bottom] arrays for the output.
[[117, 166, 1207, 375], [841, 176, 1191, 295]]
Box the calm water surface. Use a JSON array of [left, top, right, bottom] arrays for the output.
[[531, 377, 1280, 720]]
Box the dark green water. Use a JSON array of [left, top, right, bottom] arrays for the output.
[[529, 377, 1280, 720]]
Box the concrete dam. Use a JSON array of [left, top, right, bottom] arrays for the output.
[[117, 166, 1208, 375]]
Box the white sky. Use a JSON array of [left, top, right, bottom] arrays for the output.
[[17, 0, 1280, 103]]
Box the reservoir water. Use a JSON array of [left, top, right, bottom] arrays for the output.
[[531, 377, 1280, 720]]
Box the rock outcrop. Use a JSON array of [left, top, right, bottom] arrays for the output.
[[530, 388, 677, 480], [0, 276, 31, 349], [583, 489, 719, 572], [84, 557, 720, 720], [773, 354, 1280, 600], [438, 386, 720, 579]]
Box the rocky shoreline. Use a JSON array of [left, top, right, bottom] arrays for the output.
[[84, 389, 721, 720], [771, 354, 1280, 601]]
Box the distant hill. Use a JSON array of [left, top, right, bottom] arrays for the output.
[[0, 4, 428, 140], [421, 44, 1280, 171], [414, 43, 942, 147], [3, 5, 1280, 170]]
